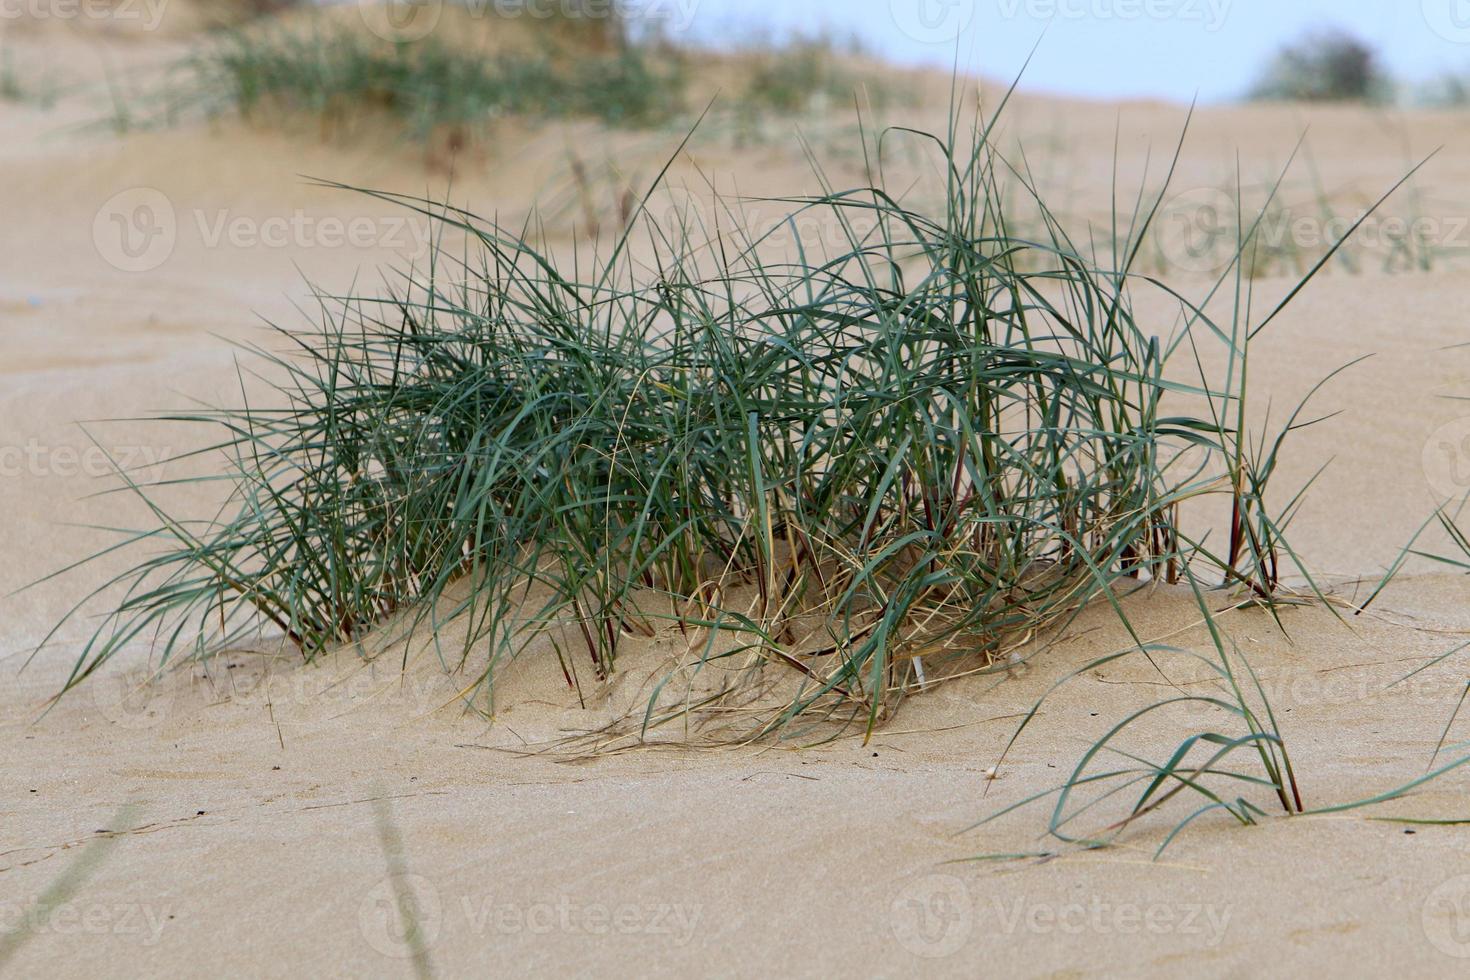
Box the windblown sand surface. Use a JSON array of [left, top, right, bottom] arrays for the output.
[[5, 15, 1470, 977]]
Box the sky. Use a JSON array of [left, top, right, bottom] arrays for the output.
[[663, 0, 1470, 103]]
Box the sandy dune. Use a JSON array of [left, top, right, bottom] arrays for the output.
[[4, 16, 1470, 977]]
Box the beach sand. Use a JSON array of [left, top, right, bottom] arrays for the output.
[[4, 15, 1470, 977]]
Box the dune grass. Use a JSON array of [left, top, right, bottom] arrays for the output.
[[977, 473, 1470, 858], [169, 19, 686, 142], [43, 88, 1319, 718], [139, 17, 920, 150], [40, 84, 1470, 849], [737, 35, 911, 115], [973, 564, 1470, 859]]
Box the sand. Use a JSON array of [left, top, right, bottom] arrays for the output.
[[4, 14, 1470, 977]]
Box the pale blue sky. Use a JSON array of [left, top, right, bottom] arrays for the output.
[[667, 0, 1470, 102]]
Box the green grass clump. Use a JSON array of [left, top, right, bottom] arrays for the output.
[[41, 77, 1433, 742], [175, 22, 686, 141], [42, 78, 1470, 850], [45, 89, 1315, 736]]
